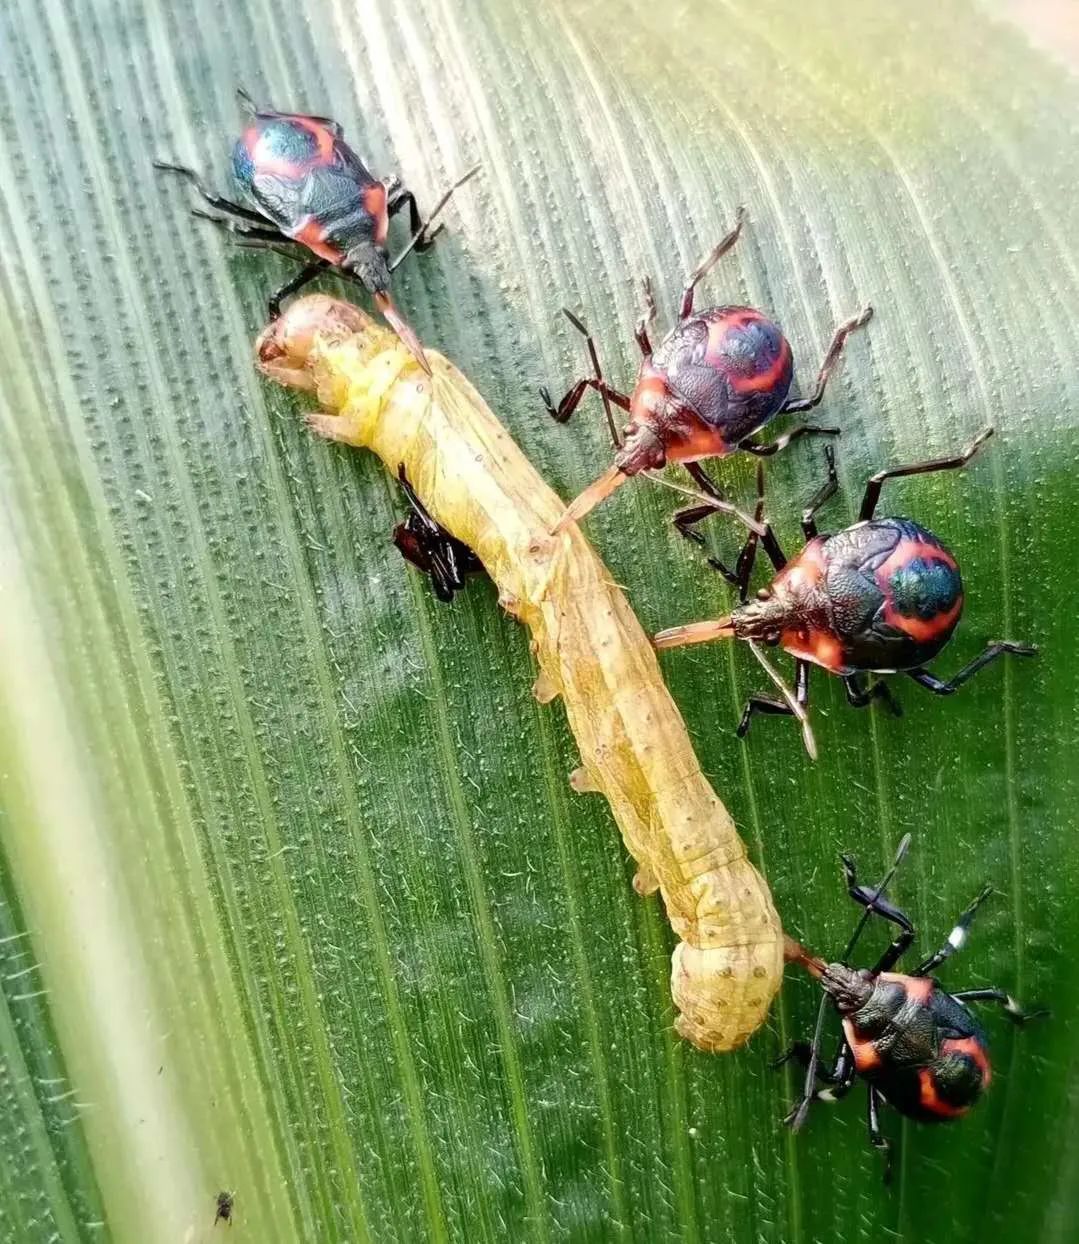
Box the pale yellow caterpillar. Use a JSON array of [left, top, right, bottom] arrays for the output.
[[256, 295, 783, 1051]]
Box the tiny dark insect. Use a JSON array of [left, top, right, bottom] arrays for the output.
[[214, 1190, 234, 1226], [154, 87, 478, 373], [654, 427, 1036, 749], [781, 834, 1046, 1182], [392, 465, 482, 602], [545, 207, 872, 530]]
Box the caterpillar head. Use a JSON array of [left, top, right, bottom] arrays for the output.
[[256, 296, 372, 392]]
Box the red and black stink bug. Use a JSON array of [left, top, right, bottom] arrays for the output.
[[545, 208, 872, 530], [154, 88, 478, 372], [781, 834, 1046, 1181], [391, 464, 482, 603], [654, 427, 1036, 749]]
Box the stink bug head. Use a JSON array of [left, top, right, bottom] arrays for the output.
[[615, 419, 667, 475], [818, 962, 875, 1014], [727, 586, 799, 645], [341, 242, 391, 297]]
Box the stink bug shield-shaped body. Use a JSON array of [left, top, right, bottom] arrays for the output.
[[154, 88, 479, 373], [545, 207, 873, 530], [781, 835, 1046, 1181], [654, 428, 1036, 750]]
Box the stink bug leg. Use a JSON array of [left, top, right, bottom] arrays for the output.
[[778, 304, 874, 416], [387, 163, 481, 267], [858, 425, 995, 521], [635, 276, 658, 355], [541, 309, 631, 447], [905, 641, 1038, 696], [678, 207, 747, 320], [267, 261, 330, 320], [153, 160, 273, 227]]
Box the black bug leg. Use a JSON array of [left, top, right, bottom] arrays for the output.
[[153, 159, 274, 226], [800, 444, 839, 541], [387, 163, 481, 270], [950, 989, 1049, 1024], [843, 675, 902, 716], [858, 425, 994, 521], [841, 836, 917, 973], [779, 305, 874, 416], [674, 462, 775, 591], [678, 206, 747, 320], [910, 884, 993, 976], [775, 1038, 857, 1103], [782, 1032, 859, 1132], [541, 309, 631, 448], [674, 461, 787, 588], [737, 660, 811, 737], [866, 1087, 893, 1184], [635, 276, 658, 355], [738, 423, 841, 458], [190, 208, 293, 245], [906, 641, 1038, 697], [268, 261, 331, 320]]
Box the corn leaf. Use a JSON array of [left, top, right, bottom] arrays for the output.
[[0, 1, 1075, 1240]]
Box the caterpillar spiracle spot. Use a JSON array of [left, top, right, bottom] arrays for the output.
[[256, 295, 784, 1051]]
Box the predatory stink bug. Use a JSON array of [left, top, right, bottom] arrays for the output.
[[155, 88, 479, 372], [546, 207, 872, 530], [781, 834, 1046, 1182], [654, 427, 1036, 751]]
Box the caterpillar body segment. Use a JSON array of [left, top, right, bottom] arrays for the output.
[[257, 295, 783, 1051]]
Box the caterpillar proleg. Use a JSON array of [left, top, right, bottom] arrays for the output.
[[257, 295, 783, 1051]]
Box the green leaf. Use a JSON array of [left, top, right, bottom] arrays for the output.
[[0, 1, 1074, 1240]]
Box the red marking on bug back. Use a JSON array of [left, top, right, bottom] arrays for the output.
[[363, 182, 389, 246], [664, 416, 733, 463], [705, 309, 791, 395], [629, 368, 669, 423], [767, 540, 848, 671], [841, 1021, 884, 1073], [250, 116, 336, 178], [291, 216, 345, 264], [917, 1067, 970, 1118], [775, 537, 828, 595], [876, 539, 963, 644], [780, 626, 846, 673], [942, 1035, 992, 1089]]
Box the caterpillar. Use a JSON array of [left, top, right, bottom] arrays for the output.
[[256, 295, 783, 1051]]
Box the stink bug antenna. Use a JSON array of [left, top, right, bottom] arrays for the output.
[[786, 833, 912, 1133], [236, 86, 257, 113]]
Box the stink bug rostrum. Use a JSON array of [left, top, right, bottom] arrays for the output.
[[782, 835, 1046, 1181], [654, 427, 1036, 749], [546, 207, 872, 531], [155, 88, 478, 372]]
